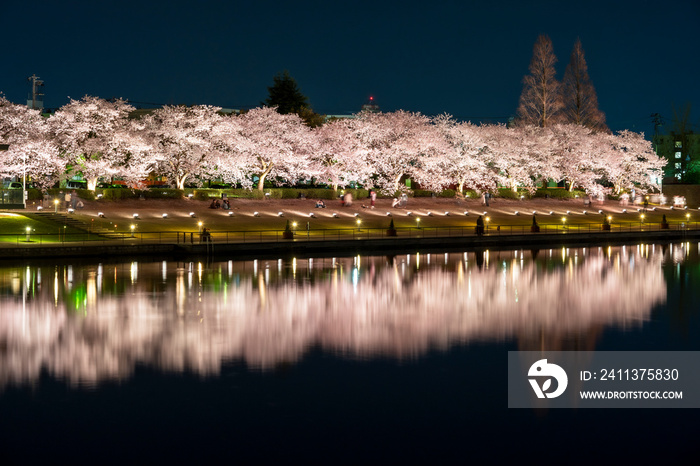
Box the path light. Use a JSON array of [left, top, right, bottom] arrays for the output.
[[583, 210, 587, 215], [483, 211, 488, 215], [189, 212, 196, 217], [637, 208, 642, 212], [36, 205, 43, 211], [253, 211, 260, 217], [386, 212, 392, 216], [444, 211, 450, 216], [549, 211, 554, 215], [228, 211, 234, 217], [53, 199, 59, 212], [598, 210, 603, 214], [407, 211, 412, 216], [354, 213, 360, 217], [566, 210, 571, 215], [278, 212, 284, 217], [162, 213, 168, 218], [98, 212, 105, 218], [684, 206, 688, 210], [622, 209, 627, 213], [332, 212, 338, 218], [133, 213, 139, 219], [26, 226, 31, 242], [514, 211, 519, 216], [67, 208, 75, 214], [652, 207, 657, 211], [532, 210, 537, 215], [130, 224, 135, 237], [427, 211, 433, 216], [187, 193, 193, 199], [96, 193, 103, 199], [520, 195, 524, 200], [463, 211, 469, 216], [309, 212, 315, 218]]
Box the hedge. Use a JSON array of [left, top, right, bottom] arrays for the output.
[[533, 188, 587, 199]]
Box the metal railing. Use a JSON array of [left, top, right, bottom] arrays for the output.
[[2, 221, 699, 247]]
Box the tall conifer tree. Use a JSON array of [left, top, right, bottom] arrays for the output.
[[517, 35, 562, 127], [561, 39, 608, 132]]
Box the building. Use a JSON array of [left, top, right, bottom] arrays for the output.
[[655, 132, 700, 183]]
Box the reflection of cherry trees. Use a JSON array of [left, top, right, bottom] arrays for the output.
[[0, 246, 670, 387]]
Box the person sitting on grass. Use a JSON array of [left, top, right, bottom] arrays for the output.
[[316, 199, 325, 208]]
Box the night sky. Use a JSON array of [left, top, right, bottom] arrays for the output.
[[2, 0, 699, 135]]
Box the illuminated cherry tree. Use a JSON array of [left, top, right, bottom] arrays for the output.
[[49, 96, 134, 190], [428, 115, 494, 193], [0, 96, 64, 189], [236, 107, 314, 191], [311, 118, 370, 191], [141, 105, 223, 189], [598, 130, 664, 194], [351, 110, 445, 194]]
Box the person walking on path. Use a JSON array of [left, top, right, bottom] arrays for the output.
[[370, 190, 376, 209]]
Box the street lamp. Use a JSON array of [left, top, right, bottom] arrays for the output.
[[130, 224, 136, 237], [25, 226, 31, 242], [54, 198, 59, 213]]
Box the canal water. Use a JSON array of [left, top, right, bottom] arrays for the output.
[[1, 243, 698, 463]]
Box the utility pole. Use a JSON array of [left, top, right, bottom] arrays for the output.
[[27, 74, 44, 111]]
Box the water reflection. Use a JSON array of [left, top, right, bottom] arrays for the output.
[[0, 244, 683, 387]]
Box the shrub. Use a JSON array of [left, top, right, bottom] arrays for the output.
[[101, 188, 139, 200], [534, 188, 587, 199], [496, 188, 524, 200], [143, 188, 184, 199], [438, 189, 456, 198]]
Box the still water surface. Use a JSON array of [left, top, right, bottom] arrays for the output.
[[1, 244, 699, 463]]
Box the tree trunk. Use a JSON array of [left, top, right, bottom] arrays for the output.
[[256, 160, 273, 191], [176, 174, 187, 190], [87, 177, 98, 191]]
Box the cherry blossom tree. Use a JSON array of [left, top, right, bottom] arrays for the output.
[[49, 96, 134, 190], [311, 118, 370, 191], [141, 105, 223, 190], [481, 124, 544, 193], [598, 131, 665, 194], [351, 110, 444, 194], [549, 124, 599, 192], [235, 107, 315, 191], [428, 115, 494, 193], [0, 96, 64, 190]]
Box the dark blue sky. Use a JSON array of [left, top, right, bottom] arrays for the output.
[[2, 0, 698, 135]]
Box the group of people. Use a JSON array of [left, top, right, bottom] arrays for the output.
[[209, 198, 230, 210]]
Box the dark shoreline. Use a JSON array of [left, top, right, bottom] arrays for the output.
[[2, 229, 699, 264]]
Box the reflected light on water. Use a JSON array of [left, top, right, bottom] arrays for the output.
[[0, 244, 682, 388]]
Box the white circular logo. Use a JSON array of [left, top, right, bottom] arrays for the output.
[[528, 359, 568, 398]]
